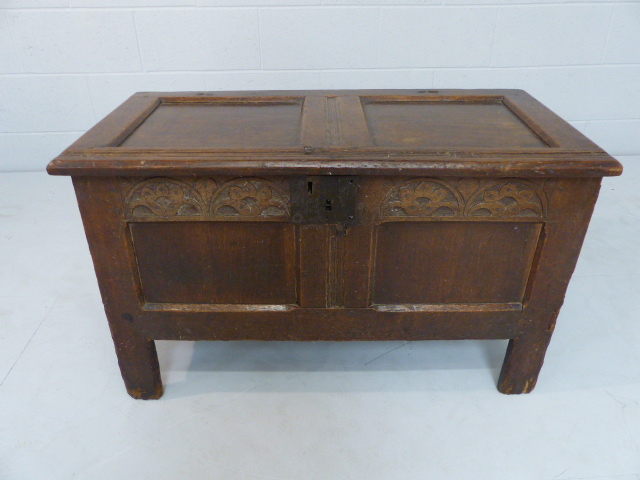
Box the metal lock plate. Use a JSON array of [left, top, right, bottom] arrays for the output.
[[290, 176, 359, 225]]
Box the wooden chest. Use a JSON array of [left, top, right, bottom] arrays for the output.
[[47, 89, 622, 399]]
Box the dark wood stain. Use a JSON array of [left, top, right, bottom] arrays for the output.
[[373, 222, 541, 304], [48, 89, 622, 399], [121, 102, 303, 149], [363, 101, 547, 148], [130, 222, 297, 305]]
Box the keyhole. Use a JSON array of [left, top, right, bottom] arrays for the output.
[[307, 181, 313, 194], [325, 199, 332, 211]]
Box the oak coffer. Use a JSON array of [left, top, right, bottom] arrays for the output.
[[47, 90, 622, 399]]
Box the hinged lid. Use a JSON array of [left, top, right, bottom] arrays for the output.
[[47, 89, 622, 177]]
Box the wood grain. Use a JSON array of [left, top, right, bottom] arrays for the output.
[[130, 222, 297, 305], [46, 90, 621, 398], [373, 222, 541, 305], [48, 89, 622, 178]]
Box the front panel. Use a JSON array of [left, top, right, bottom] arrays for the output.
[[118, 175, 552, 319], [130, 222, 297, 306], [373, 221, 541, 305]]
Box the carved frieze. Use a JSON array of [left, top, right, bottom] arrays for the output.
[[381, 179, 462, 217], [122, 176, 549, 222], [381, 178, 549, 219], [210, 179, 289, 217], [125, 178, 209, 218], [121, 177, 289, 220]]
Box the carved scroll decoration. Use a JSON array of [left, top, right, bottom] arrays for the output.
[[381, 179, 462, 217], [121, 177, 289, 220], [123, 176, 548, 221], [381, 178, 548, 219], [466, 181, 544, 217], [210, 178, 289, 217], [125, 178, 212, 218]]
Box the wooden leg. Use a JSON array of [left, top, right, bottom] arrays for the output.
[[73, 177, 164, 399], [497, 330, 553, 394], [108, 319, 163, 400], [496, 178, 603, 394]]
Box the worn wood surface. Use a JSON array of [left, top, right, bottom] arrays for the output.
[[72, 177, 163, 399], [48, 90, 621, 398], [498, 177, 603, 394], [131, 222, 297, 305], [47, 89, 622, 177], [373, 222, 541, 304]]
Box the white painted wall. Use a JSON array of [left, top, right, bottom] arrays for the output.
[[1, 0, 638, 172]]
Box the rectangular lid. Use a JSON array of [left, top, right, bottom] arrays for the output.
[[47, 89, 622, 177]]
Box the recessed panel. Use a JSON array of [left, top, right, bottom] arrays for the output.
[[131, 222, 297, 305], [120, 101, 303, 148], [364, 101, 547, 148], [373, 222, 541, 305]]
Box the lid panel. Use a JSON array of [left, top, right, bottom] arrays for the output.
[[120, 101, 303, 148], [363, 100, 548, 148], [47, 90, 622, 177]]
